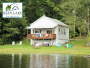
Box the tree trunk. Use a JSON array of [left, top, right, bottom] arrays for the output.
[[53, 13, 54, 18], [85, 0, 90, 46], [56, 0, 58, 5], [80, 32, 81, 38], [74, 9, 76, 41], [87, 7, 90, 46]]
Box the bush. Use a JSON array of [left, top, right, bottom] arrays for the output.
[[69, 28, 79, 38], [0, 38, 3, 45]]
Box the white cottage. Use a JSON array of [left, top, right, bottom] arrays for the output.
[[26, 15, 69, 46]]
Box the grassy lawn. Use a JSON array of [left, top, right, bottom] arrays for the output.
[[0, 37, 90, 55]]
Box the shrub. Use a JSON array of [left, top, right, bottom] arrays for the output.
[[0, 38, 3, 45]]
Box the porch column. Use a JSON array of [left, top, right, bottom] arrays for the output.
[[34, 29, 36, 45], [52, 28, 53, 46], [43, 28, 44, 42], [27, 29, 28, 46]]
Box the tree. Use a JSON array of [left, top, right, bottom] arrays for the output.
[[0, 12, 27, 44], [54, 0, 89, 40], [76, 19, 85, 38], [25, 0, 62, 25], [85, 0, 90, 46]]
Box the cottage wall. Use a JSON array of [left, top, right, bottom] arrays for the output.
[[57, 25, 69, 40], [55, 26, 69, 45]]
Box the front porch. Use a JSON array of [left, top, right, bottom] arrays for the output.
[[27, 28, 56, 46]]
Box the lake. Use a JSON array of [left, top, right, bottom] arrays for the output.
[[0, 53, 90, 68]]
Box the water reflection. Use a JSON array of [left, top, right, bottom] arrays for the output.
[[0, 53, 90, 68], [11, 53, 14, 68]]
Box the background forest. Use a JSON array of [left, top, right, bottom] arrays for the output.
[[0, 0, 90, 45]]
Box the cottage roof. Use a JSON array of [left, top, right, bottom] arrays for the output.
[[26, 15, 69, 29]]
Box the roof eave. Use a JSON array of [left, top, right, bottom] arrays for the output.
[[57, 24, 69, 28]]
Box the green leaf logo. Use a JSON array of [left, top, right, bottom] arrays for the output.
[[6, 5, 11, 11]]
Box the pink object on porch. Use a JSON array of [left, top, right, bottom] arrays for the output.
[[46, 34, 48, 37]]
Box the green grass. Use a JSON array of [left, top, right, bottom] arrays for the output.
[[70, 35, 87, 39], [0, 37, 90, 55], [68, 40, 87, 46]]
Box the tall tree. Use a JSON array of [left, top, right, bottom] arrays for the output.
[[25, 0, 62, 25], [85, 0, 90, 46], [54, 0, 88, 39], [0, 14, 27, 44]]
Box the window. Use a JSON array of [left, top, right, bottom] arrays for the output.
[[33, 30, 34, 33], [33, 30, 41, 33], [64, 29, 66, 35], [59, 28, 60, 32], [40, 30, 41, 33], [47, 30, 52, 34], [61, 30, 62, 34], [35, 30, 40, 33], [59, 28, 61, 34]]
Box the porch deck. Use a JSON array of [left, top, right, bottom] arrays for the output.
[[27, 34, 56, 39]]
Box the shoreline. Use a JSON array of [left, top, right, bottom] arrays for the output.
[[0, 48, 90, 55]]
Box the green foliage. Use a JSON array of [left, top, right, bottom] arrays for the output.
[[69, 28, 79, 38], [53, 0, 90, 37], [0, 12, 27, 45], [0, 22, 2, 33], [0, 0, 2, 8], [25, 0, 62, 25], [88, 32, 90, 41], [0, 38, 3, 45]]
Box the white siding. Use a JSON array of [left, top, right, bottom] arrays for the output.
[[55, 26, 69, 45], [31, 28, 33, 34], [54, 26, 58, 45], [30, 28, 33, 45], [57, 25, 69, 40]]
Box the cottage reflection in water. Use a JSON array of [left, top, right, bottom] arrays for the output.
[[0, 54, 90, 68]]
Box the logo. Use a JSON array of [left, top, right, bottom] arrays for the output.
[[2, 2, 23, 18]]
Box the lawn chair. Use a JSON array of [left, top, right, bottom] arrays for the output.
[[69, 44, 73, 48], [12, 41, 15, 45], [18, 41, 22, 45], [40, 34, 42, 37], [33, 44, 39, 48], [65, 44, 69, 48], [36, 34, 40, 37], [57, 43, 61, 48]]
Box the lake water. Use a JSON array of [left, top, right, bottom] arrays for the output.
[[0, 53, 90, 68]]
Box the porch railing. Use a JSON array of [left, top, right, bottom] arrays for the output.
[[27, 34, 56, 39]]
